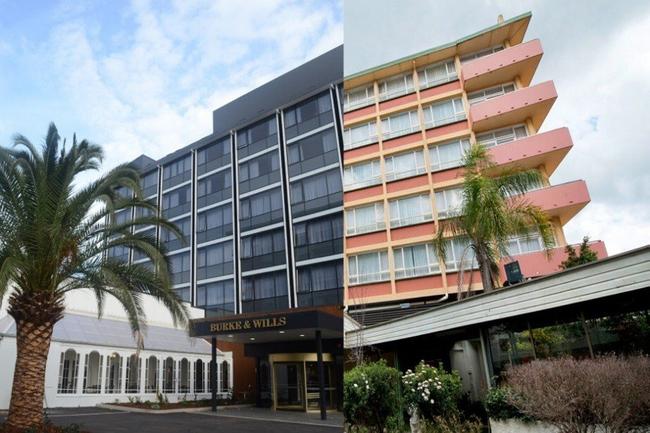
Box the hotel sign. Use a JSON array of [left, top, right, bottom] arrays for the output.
[[209, 316, 287, 333]]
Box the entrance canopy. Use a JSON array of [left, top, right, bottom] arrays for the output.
[[190, 307, 342, 344]]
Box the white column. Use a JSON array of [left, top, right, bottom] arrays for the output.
[[99, 351, 107, 394], [158, 358, 164, 394], [189, 360, 194, 394]]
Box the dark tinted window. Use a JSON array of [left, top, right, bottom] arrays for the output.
[[242, 271, 289, 313], [241, 228, 286, 271], [161, 184, 191, 218], [169, 252, 191, 285], [294, 214, 343, 261], [140, 171, 158, 198], [284, 92, 333, 140], [196, 204, 232, 244], [160, 217, 191, 252], [162, 155, 192, 188], [237, 116, 278, 159], [239, 151, 281, 194], [239, 187, 283, 231], [287, 128, 338, 177], [197, 137, 231, 175], [197, 169, 232, 208], [133, 228, 156, 261], [196, 241, 234, 281], [290, 169, 342, 217], [196, 280, 235, 316], [297, 260, 343, 307]]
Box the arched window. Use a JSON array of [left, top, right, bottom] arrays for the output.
[[125, 354, 141, 393], [83, 351, 103, 394], [145, 356, 159, 393], [221, 361, 229, 393], [208, 360, 216, 392], [194, 360, 205, 393], [57, 349, 79, 394], [179, 358, 190, 393], [105, 353, 122, 393], [163, 357, 175, 393]]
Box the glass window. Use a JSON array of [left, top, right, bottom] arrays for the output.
[[297, 261, 343, 307], [169, 252, 191, 285], [197, 169, 232, 208], [196, 204, 233, 244], [83, 351, 103, 394], [468, 82, 516, 105], [389, 194, 433, 228], [237, 116, 278, 158], [343, 159, 381, 190], [290, 169, 342, 217], [505, 232, 553, 256], [196, 279, 235, 316], [344, 84, 374, 111], [346, 202, 385, 236], [476, 124, 528, 148], [460, 45, 504, 63], [385, 150, 426, 181], [197, 137, 231, 175], [140, 171, 158, 198], [161, 184, 191, 218], [241, 271, 289, 313], [195, 360, 205, 393], [57, 349, 79, 394], [394, 243, 441, 279], [378, 72, 414, 101], [348, 251, 389, 285], [284, 92, 332, 139], [418, 59, 457, 90], [125, 354, 141, 393], [145, 356, 158, 393], [239, 187, 283, 231], [239, 151, 280, 194], [444, 237, 476, 272], [294, 214, 343, 261], [381, 109, 420, 140], [241, 228, 286, 271], [435, 187, 464, 219], [162, 155, 192, 188], [105, 353, 122, 394], [197, 241, 234, 280], [422, 98, 466, 129], [429, 137, 471, 171], [287, 128, 338, 177], [343, 121, 378, 150], [160, 217, 191, 253], [162, 357, 176, 393]]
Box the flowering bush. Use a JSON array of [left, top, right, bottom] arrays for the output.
[[344, 360, 402, 433], [401, 361, 462, 421]]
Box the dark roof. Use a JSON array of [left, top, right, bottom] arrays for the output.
[[133, 45, 343, 172]]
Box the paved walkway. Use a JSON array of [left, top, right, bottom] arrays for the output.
[[0, 406, 343, 433]]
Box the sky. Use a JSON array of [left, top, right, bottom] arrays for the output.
[[346, 0, 650, 255], [0, 0, 648, 256]]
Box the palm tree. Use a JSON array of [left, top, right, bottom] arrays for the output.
[[434, 143, 555, 295], [0, 123, 188, 430]]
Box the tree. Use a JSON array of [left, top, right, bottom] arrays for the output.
[[434, 144, 555, 294], [0, 123, 188, 430], [559, 236, 598, 269]]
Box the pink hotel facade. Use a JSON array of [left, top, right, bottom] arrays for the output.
[[342, 13, 607, 314]]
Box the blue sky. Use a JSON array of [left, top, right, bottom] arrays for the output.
[[346, 0, 650, 255], [0, 0, 343, 171]]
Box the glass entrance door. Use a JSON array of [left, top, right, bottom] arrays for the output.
[[274, 362, 304, 410], [306, 362, 336, 410]]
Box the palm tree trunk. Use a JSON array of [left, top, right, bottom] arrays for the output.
[[5, 318, 54, 430], [476, 250, 494, 293]]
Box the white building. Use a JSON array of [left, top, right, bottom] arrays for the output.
[[0, 290, 232, 409]]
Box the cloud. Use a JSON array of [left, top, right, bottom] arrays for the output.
[[43, 0, 343, 173]]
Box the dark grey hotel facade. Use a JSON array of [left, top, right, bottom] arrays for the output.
[[116, 46, 344, 316]]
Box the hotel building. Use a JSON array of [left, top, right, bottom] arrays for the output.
[[110, 46, 345, 416], [342, 13, 607, 324]]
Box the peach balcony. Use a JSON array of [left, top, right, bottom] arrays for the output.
[[462, 39, 544, 92], [524, 180, 590, 225], [470, 80, 557, 133]]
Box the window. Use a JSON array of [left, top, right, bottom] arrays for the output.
[[242, 271, 289, 313], [394, 243, 441, 279], [294, 214, 343, 260], [422, 98, 466, 129], [378, 72, 414, 101], [344, 84, 374, 111], [435, 187, 464, 219], [287, 128, 338, 177], [83, 351, 103, 394], [196, 204, 232, 244], [197, 169, 232, 208], [343, 159, 381, 190], [389, 194, 433, 228], [179, 358, 190, 393], [145, 356, 159, 393], [57, 349, 79, 394], [125, 355, 141, 393], [297, 261, 343, 307], [221, 361, 230, 392], [381, 109, 420, 140], [343, 121, 378, 150], [196, 280, 235, 316], [346, 202, 385, 235], [290, 169, 342, 217], [105, 353, 122, 394], [429, 138, 471, 171], [197, 137, 231, 175], [506, 232, 553, 256], [468, 82, 516, 105], [163, 155, 192, 188], [170, 252, 191, 286], [107, 245, 130, 262], [114, 209, 131, 226], [195, 360, 205, 393], [239, 151, 280, 194], [140, 171, 158, 198], [160, 217, 190, 252], [237, 116, 278, 158], [444, 237, 476, 272], [162, 357, 176, 393], [348, 251, 389, 285], [241, 228, 286, 271], [476, 124, 528, 148], [284, 91, 332, 139], [501, 172, 544, 198], [460, 45, 504, 63], [239, 187, 283, 231], [385, 150, 426, 181], [418, 59, 457, 90], [197, 241, 234, 280], [162, 184, 191, 218]]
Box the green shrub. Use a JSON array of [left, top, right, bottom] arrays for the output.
[[344, 360, 402, 433], [422, 414, 482, 433], [401, 361, 462, 420], [484, 386, 531, 421]]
